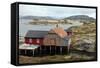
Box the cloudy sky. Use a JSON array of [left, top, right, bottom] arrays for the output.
[[19, 4, 96, 19]]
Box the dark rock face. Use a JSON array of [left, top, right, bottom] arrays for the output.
[[70, 22, 96, 53], [74, 39, 95, 52]]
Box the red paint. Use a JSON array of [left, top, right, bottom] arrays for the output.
[[25, 38, 43, 45], [24, 38, 29, 44]]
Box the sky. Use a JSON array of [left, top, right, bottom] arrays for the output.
[[19, 4, 96, 19]]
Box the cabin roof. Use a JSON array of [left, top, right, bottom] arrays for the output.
[[25, 30, 48, 38], [25, 27, 72, 38], [49, 27, 68, 38]]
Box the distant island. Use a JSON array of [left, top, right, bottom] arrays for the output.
[[65, 15, 95, 21], [20, 15, 96, 25]]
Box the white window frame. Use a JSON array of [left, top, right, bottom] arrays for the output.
[[36, 39, 40, 43], [29, 39, 32, 43]]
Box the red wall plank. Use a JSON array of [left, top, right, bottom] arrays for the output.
[[24, 38, 29, 44], [25, 38, 43, 45]]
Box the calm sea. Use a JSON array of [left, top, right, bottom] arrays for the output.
[[19, 19, 82, 36]]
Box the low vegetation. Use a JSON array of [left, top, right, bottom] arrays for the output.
[[71, 22, 96, 52], [19, 53, 94, 64]]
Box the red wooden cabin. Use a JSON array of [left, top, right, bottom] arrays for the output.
[[24, 29, 72, 45], [24, 30, 48, 45]]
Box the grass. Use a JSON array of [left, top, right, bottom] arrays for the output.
[[19, 52, 95, 64]]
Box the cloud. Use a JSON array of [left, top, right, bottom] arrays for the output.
[[19, 4, 96, 18]]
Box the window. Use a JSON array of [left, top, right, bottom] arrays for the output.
[[37, 39, 40, 43], [29, 39, 32, 43]]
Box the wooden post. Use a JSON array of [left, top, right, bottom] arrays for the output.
[[50, 46, 51, 54], [40, 46, 41, 56], [60, 46, 62, 54], [37, 48, 38, 56], [55, 46, 56, 55], [44, 46, 46, 55], [25, 50, 27, 55], [33, 50, 34, 56], [43, 46, 45, 55]]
